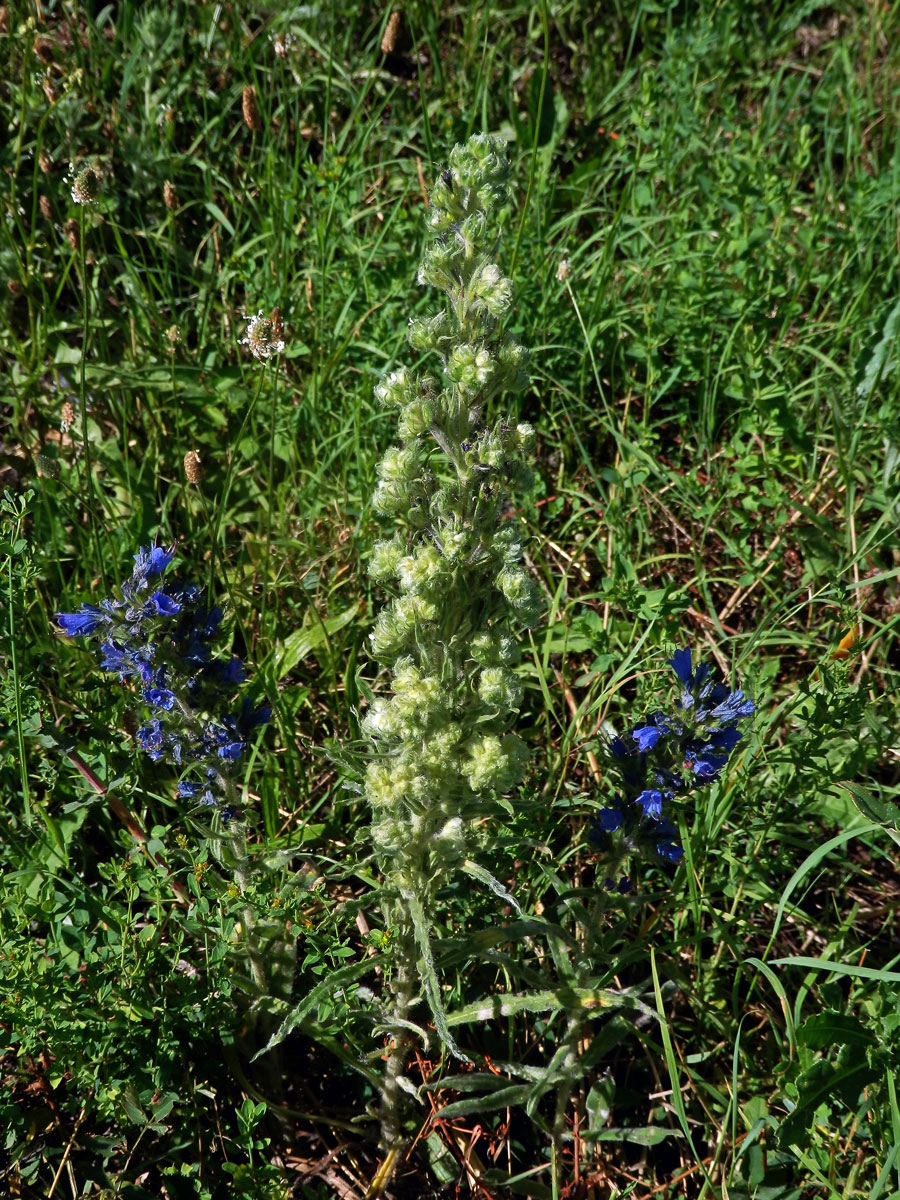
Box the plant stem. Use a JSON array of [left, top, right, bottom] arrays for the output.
[[378, 914, 417, 1153], [6, 506, 31, 824], [77, 205, 107, 592], [208, 362, 269, 596]]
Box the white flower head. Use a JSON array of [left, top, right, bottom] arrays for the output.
[[272, 32, 295, 57], [69, 162, 101, 205], [240, 310, 285, 360], [556, 257, 570, 282]]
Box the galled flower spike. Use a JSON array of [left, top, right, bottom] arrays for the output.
[[57, 543, 269, 814], [591, 647, 754, 872]]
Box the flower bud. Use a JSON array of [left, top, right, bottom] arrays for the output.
[[498, 335, 530, 391], [492, 526, 524, 564], [515, 422, 536, 455], [392, 665, 445, 729], [370, 607, 407, 661], [374, 368, 416, 408], [454, 211, 487, 258], [371, 817, 400, 851], [378, 445, 421, 483], [418, 242, 459, 292], [394, 592, 437, 628], [435, 817, 465, 858], [397, 398, 435, 439], [470, 261, 512, 317], [372, 479, 409, 516], [362, 698, 400, 739], [407, 311, 448, 353], [397, 544, 445, 594], [369, 537, 404, 583], [497, 566, 542, 626], [478, 666, 523, 712], [421, 723, 463, 772], [464, 732, 527, 794], [475, 435, 504, 470], [439, 529, 472, 564], [447, 344, 494, 394]]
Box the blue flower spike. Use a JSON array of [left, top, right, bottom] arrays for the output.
[[56, 544, 269, 817], [591, 646, 753, 870]]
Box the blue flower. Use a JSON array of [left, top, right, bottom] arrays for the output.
[[593, 647, 753, 879], [596, 807, 623, 832], [669, 647, 692, 683], [55, 544, 269, 817], [100, 642, 135, 675], [235, 696, 271, 734], [57, 606, 109, 637], [151, 591, 181, 616], [712, 689, 755, 724], [632, 724, 661, 752], [144, 686, 176, 711], [219, 656, 247, 685], [133, 544, 175, 580], [685, 744, 729, 781], [635, 789, 664, 820], [707, 725, 742, 753], [136, 719, 165, 760]]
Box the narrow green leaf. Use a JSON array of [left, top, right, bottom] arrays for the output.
[[435, 1083, 532, 1119], [591, 1125, 680, 1146], [404, 888, 468, 1061], [770, 956, 900, 985], [446, 985, 651, 1027], [253, 957, 373, 1059], [269, 603, 359, 681], [650, 948, 713, 1189]]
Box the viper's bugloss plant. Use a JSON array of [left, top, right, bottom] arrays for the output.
[[56, 543, 284, 1014], [590, 647, 755, 883], [364, 134, 539, 1155], [57, 543, 270, 826], [536, 648, 757, 1162]]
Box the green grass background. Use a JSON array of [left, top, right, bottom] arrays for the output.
[[2, 0, 900, 1196]]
